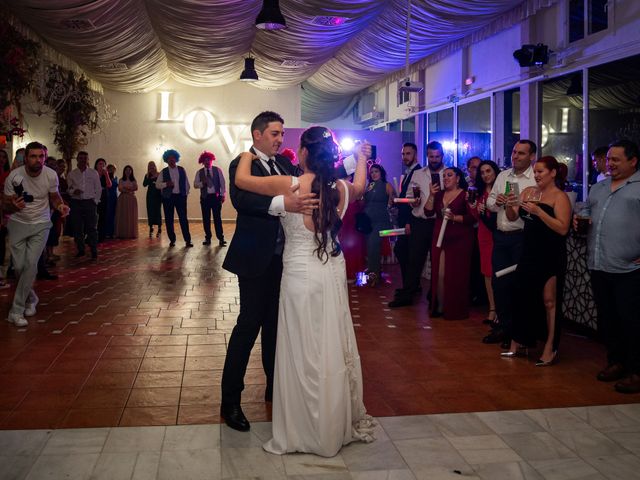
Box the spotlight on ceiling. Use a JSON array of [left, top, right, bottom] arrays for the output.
[[240, 57, 259, 82], [566, 73, 582, 96], [513, 43, 550, 67], [256, 0, 286, 30]]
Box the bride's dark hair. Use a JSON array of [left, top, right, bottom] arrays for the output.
[[300, 126, 342, 262]]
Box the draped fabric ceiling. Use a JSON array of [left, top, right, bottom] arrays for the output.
[[4, 0, 554, 122]]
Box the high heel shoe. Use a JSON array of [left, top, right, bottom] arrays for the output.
[[500, 346, 528, 358], [536, 351, 558, 367], [367, 272, 379, 287], [149, 228, 153, 238], [156, 229, 161, 238], [482, 309, 497, 325]]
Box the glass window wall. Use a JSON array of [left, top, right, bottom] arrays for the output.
[[541, 73, 584, 193], [427, 107, 454, 167], [457, 97, 491, 167], [587, 54, 640, 186]]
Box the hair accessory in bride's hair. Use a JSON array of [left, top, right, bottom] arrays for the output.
[[322, 129, 332, 139], [328, 181, 337, 190]]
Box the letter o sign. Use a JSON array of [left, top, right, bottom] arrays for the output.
[[184, 110, 216, 141]]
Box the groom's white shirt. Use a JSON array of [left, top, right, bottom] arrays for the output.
[[253, 147, 286, 217]]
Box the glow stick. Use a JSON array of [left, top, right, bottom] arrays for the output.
[[436, 217, 448, 248], [393, 177, 399, 193], [393, 198, 414, 204], [495, 264, 518, 278], [378, 228, 406, 237]]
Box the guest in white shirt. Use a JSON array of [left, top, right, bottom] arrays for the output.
[[194, 151, 226, 246], [482, 140, 537, 346], [156, 149, 192, 248], [66, 151, 101, 259]]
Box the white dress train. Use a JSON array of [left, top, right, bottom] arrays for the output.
[[263, 178, 375, 458]]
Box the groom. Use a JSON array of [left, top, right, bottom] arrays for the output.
[[221, 111, 317, 431]]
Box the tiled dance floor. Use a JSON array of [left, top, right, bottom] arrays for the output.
[[0, 223, 637, 431], [2, 405, 640, 479]]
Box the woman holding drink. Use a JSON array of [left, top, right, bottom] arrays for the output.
[[424, 167, 475, 319], [502, 156, 571, 366], [469, 161, 500, 325]]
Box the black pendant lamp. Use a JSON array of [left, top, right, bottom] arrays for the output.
[[255, 0, 287, 30], [240, 57, 259, 82]]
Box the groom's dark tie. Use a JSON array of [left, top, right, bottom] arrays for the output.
[[267, 158, 278, 176]]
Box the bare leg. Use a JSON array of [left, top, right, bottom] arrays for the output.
[[484, 275, 496, 321], [541, 276, 557, 362]]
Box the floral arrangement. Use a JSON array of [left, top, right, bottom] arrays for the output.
[[0, 19, 40, 141], [40, 65, 99, 161]]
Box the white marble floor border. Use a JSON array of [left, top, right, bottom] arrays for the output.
[[1, 404, 640, 480]]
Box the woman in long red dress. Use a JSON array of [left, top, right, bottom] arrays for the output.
[[469, 161, 500, 324], [424, 167, 475, 319]]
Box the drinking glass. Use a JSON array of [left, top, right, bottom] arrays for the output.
[[575, 201, 591, 235], [521, 187, 542, 220]]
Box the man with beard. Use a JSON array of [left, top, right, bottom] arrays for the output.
[[3, 142, 69, 327], [391, 143, 422, 292], [389, 141, 446, 308]]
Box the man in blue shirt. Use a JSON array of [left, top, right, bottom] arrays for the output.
[[580, 139, 640, 394]]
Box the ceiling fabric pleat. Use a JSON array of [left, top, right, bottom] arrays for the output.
[[3, 0, 557, 121]]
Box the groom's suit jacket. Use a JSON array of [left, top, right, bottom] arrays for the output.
[[223, 150, 297, 278]]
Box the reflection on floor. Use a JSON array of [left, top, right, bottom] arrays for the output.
[[0, 223, 637, 433], [2, 405, 640, 479]]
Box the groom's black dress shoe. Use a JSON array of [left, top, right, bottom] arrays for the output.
[[220, 404, 250, 432]]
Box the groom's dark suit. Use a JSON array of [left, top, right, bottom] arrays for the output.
[[221, 150, 296, 406]]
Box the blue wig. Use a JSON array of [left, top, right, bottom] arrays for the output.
[[162, 149, 180, 163]]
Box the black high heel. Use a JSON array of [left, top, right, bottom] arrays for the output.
[[482, 309, 497, 325], [536, 351, 558, 367]]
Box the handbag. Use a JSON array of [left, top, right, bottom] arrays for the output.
[[354, 212, 372, 234]]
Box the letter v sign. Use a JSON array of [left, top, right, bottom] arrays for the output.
[[219, 125, 249, 153]]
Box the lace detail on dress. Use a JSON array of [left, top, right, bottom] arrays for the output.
[[344, 348, 376, 443]]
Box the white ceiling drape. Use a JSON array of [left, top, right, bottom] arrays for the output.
[[3, 0, 556, 121]]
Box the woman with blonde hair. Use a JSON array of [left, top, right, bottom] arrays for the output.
[[143, 161, 162, 238]]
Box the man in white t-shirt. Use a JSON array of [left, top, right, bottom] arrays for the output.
[[3, 142, 69, 327]]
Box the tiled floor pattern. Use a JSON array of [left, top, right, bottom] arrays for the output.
[[0, 223, 638, 431], [2, 404, 640, 479]]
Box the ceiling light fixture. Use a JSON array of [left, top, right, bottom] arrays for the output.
[[240, 57, 259, 82], [255, 0, 287, 30]]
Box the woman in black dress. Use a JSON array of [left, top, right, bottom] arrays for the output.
[[143, 161, 162, 238], [363, 164, 394, 286], [502, 156, 571, 366], [94, 158, 112, 242]]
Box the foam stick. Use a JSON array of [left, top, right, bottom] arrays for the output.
[[378, 228, 406, 237], [436, 217, 448, 248], [495, 264, 518, 277], [393, 176, 399, 193], [393, 198, 414, 204]]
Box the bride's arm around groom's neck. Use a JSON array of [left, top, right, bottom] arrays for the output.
[[235, 152, 291, 197]]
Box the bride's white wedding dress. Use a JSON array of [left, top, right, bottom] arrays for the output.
[[263, 178, 375, 458]]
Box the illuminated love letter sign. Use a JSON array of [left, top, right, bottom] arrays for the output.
[[184, 110, 216, 141], [158, 92, 181, 121]]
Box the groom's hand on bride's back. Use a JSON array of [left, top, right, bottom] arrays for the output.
[[284, 184, 319, 215]]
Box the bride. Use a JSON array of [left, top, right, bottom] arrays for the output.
[[235, 126, 376, 457]]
